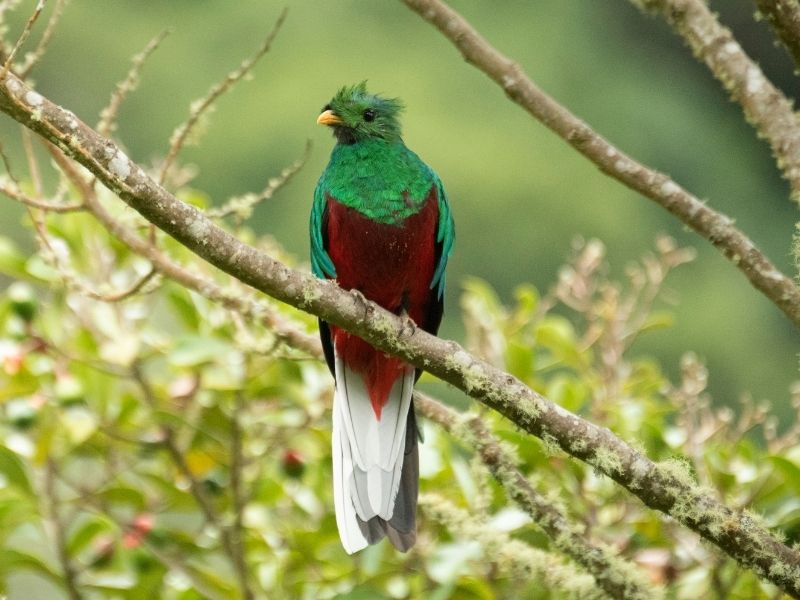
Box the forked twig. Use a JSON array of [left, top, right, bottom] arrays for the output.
[[158, 8, 288, 185], [1, 0, 46, 79], [98, 28, 172, 138]]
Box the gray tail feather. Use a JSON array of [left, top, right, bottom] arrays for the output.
[[356, 407, 419, 552]]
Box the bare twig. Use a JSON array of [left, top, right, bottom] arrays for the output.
[[43, 460, 82, 600], [1, 0, 45, 79], [633, 0, 800, 203], [158, 8, 287, 185], [754, 0, 800, 70], [0, 177, 83, 211], [208, 139, 311, 221], [46, 141, 321, 356], [2, 71, 799, 596], [230, 390, 253, 600], [399, 0, 800, 331], [97, 28, 171, 138], [18, 0, 64, 78]]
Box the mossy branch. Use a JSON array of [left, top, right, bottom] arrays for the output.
[[754, 0, 800, 71], [400, 0, 800, 331], [632, 0, 800, 204], [2, 70, 800, 596], [40, 140, 648, 594], [419, 493, 605, 599], [415, 393, 658, 599]]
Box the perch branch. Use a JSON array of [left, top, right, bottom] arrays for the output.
[[48, 135, 646, 593], [2, 66, 800, 597], [400, 0, 800, 331], [415, 392, 658, 599]]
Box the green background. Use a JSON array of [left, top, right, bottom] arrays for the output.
[[1, 0, 797, 414]]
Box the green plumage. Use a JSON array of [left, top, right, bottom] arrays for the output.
[[310, 83, 454, 297]]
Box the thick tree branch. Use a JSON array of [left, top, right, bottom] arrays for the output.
[[2, 71, 800, 597], [634, 0, 800, 204], [42, 143, 648, 594], [400, 0, 800, 331]]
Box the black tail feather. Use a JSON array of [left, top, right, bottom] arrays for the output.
[[354, 407, 419, 552]]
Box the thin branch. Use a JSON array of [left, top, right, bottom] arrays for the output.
[[46, 142, 321, 357], [230, 390, 254, 600], [415, 392, 658, 599], [208, 139, 312, 221], [0, 176, 83, 211], [54, 471, 229, 600], [130, 361, 249, 595], [0, 0, 45, 79], [3, 59, 800, 599], [419, 493, 604, 598], [43, 459, 82, 600], [97, 28, 171, 138], [158, 8, 287, 184], [754, 0, 800, 70], [18, 0, 64, 78], [400, 0, 800, 331], [633, 0, 800, 203]]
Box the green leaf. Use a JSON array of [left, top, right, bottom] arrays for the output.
[[767, 456, 800, 495], [0, 446, 34, 497], [0, 548, 60, 582], [334, 584, 389, 600], [0, 236, 31, 280], [166, 285, 201, 330], [169, 335, 233, 367], [68, 516, 113, 555]]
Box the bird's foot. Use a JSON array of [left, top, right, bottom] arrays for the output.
[[398, 310, 417, 338], [349, 289, 371, 321]]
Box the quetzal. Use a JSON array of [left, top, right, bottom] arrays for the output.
[[310, 83, 454, 553]]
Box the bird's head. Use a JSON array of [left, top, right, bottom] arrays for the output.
[[317, 82, 403, 144]]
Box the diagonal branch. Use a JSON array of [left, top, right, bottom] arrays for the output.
[[46, 138, 648, 594], [633, 0, 800, 204], [2, 69, 800, 598], [415, 392, 658, 599], [754, 0, 800, 71], [400, 0, 800, 331]]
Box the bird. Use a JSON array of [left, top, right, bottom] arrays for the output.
[[310, 82, 454, 553]]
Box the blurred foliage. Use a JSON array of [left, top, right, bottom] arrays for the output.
[[0, 190, 799, 596], [0, 0, 797, 410], [1, 1, 800, 598]]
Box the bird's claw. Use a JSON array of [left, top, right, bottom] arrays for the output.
[[349, 289, 371, 321]]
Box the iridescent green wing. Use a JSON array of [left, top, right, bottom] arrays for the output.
[[430, 172, 454, 299], [310, 179, 336, 279]]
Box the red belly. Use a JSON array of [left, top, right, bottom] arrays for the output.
[[326, 189, 439, 417]]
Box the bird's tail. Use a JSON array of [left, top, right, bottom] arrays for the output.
[[332, 350, 418, 554]]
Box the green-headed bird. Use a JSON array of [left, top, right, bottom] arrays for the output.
[[311, 83, 455, 553]]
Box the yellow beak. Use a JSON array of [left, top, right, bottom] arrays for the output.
[[317, 109, 343, 126]]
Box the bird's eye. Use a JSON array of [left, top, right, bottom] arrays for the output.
[[363, 109, 376, 122]]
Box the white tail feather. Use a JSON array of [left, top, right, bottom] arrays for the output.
[[332, 349, 414, 525], [332, 396, 368, 554]]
